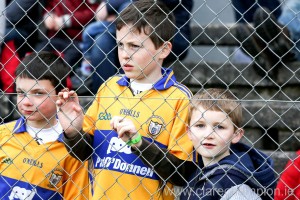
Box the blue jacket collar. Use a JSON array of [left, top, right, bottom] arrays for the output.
[[13, 117, 64, 143], [197, 142, 275, 188], [13, 117, 27, 133], [117, 68, 177, 90]]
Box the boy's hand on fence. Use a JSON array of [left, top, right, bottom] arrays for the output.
[[110, 116, 141, 147], [56, 89, 83, 138]]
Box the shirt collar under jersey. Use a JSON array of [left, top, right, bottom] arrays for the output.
[[13, 117, 65, 143], [117, 68, 176, 90]]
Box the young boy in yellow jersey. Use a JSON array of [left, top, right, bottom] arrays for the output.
[[56, 0, 193, 199], [0, 52, 88, 199]]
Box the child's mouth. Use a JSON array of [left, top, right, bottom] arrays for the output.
[[122, 64, 134, 71], [202, 143, 216, 148], [23, 110, 34, 115]]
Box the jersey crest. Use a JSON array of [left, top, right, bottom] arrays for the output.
[[47, 168, 63, 188], [148, 121, 162, 135], [145, 116, 165, 137]]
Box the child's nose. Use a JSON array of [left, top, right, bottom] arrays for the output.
[[119, 48, 131, 60], [21, 95, 34, 106], [203, 127, 215, 139]]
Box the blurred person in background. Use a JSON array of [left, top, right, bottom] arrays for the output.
[[232, 0, 281, 24], [236, 0, 300, 77], [73, 0, 131, 93], [0, 0, 45, 93], [230, 0, 281, 64], [35, 0, 99, 89]]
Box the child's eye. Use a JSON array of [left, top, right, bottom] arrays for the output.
[[117, 42, 124, 49], [214, 125, 224, 130], [33, 92, 46, 96], [195, 124, 205, 128], [130, 44, 141, 50], [16, 91, 25, 97], [18, 92, 47, 97], [131, 44, 140, 48]]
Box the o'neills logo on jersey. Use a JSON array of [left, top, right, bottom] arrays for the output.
[[120, 109, 140, 118], [23, 158, 43, 168], [46, 168, 63, 188], [144, 116, 165, 137]]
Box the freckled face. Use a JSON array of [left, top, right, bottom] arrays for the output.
[[188, 106, 241, 166], [116, 24, 168, 83], [16, 78, 58, 128]]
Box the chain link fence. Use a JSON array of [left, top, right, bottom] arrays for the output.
[[0, 0, 299, 199]]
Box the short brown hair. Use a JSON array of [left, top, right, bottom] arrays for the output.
[[15, 51, 70, 94], [116, 0, 175, 49], [188, 88, 243, 130]]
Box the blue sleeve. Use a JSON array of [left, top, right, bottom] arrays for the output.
[[6, 0, 36, 24]]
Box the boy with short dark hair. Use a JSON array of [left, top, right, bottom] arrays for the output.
[[0, 52, 88, 199], [57, 0, 193, 199]]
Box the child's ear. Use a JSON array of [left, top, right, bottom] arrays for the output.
[[186, 125, 192, 141], [231, 128, 244, 144], [159, 41, 172, 59]]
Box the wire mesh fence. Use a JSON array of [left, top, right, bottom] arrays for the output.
[[0, 0, 299, 199]]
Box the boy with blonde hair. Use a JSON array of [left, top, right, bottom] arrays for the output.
[[182, 88, 276, 199], [113, 88, 277, 199]]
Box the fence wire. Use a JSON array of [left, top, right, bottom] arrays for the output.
[[0, 0, 299, 199]]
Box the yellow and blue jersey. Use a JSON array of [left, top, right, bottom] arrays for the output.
[[83, 69, 193, 199], [0, 117, 89, 200]]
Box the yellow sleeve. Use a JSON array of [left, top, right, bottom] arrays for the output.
[[168, 96, 193, 161], [83, 84, 104, 135], [62, 156, 89, 199]]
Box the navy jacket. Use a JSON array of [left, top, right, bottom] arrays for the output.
[[5, 0, 45, 34], [180, 143, 277, 200], [5, 0, 46, 56]]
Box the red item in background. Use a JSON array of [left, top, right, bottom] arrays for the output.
[[275, 150, 300, 200], [0, 40, 20, 93], [0, 43, 72, 92], [66, 75, 72, 89]]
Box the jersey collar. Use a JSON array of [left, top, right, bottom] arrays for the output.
[[117, 68, 177, 90], [13, 117, 64, 143], [13, 117, 27, 133]]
